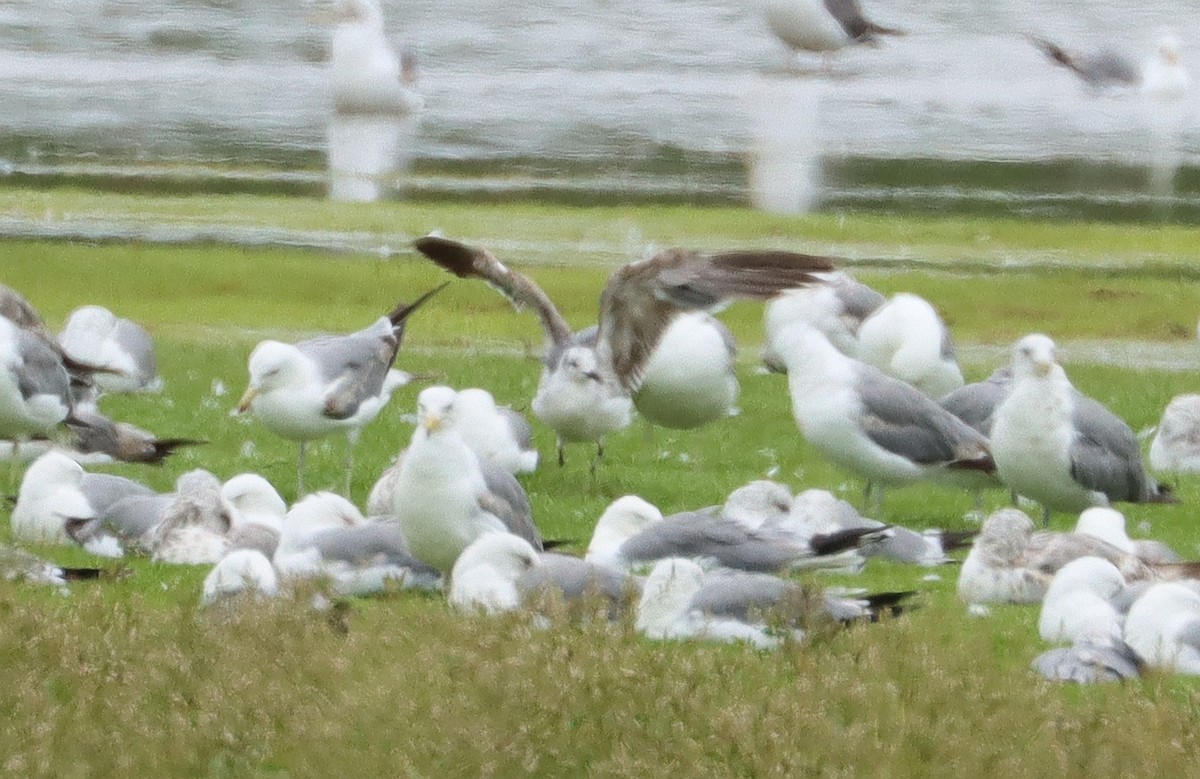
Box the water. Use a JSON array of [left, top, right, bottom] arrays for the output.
[[0, 0, 1197, 217]]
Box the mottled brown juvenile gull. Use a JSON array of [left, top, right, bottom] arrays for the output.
[[390, 386, 543, 573], [236, 284, 445, 496], [144, 470, 235, 565], [413, 236, 835, 461], [989, 334, 1175, 526], [770, 322, 994, 514], [762, 0, 902, 58]]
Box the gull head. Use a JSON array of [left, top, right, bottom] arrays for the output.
[[635, 558, 706, 638], [416, 385, 459, 435], [455, 388, 498, 419], [449, 532, 541, 614], [723, 480, 793, 529], [221, 473, 287, 531], [336, 0, 383, 26], [201, 549, 280, 607], [1157, 31, 1183, 66], [976, 508, 1035, 565], [282, 491, 365, 543], [560, 346, 605, 385], [239, 341, 305, 413], [18, 451, 85, 499], [587, 495, 663, 556], [1074, 507, 1133, 553], [1012, 334, 1057, 379]]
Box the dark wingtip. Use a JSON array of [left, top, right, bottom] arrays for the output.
[[144, 438, 208, 464], [413, 236, 482, 278], [809, 524, 891, 556], [1149, 483, 1180, 505], [937, 529, 978, 552], [60, 567, 105, 581], [388, 281, 451, 328], [541, 538, 577, 551], [948, 452, 996, 475]]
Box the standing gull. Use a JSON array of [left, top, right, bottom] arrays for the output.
[[390, 386, 543, 573], [413, 236, 834, 462], [762, 0, 902, 60], [769, 322, 994, 513], [236, 284, 445, 496], [989, 334, 1175, 526]]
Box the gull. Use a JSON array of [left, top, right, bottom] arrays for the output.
[[1073, 507, 1181, 565], [989, 334, 1175, 526], [389, 386, 544, 573], [63, 405, 202, 465], [1030, 31, 1189, 98], [769, 322, 994, 514], [326, 0, 422, 115], [143, 470, 235, 565], [449, 532, 641, 616], [1037, 556, 1127, 645], [1031, 640, 1142, 684], [938, 366, 1012, 437], [201, 549, 281, 608], [274, 492, 442, 595], [762, 0, 903, 60], [451, 387, 538, 475], [10, 451, 93, 544], [634, 558, 911, 648], [68, 490, 174, 558], [236, 284, 444, 497], [221, 473, 287, 558], [956, 508, 1200, 608], [1124, 582, 1200, 675], [1149, 394, 1200, 476], [0, 545, 101, 588], [79, 472, 155, 517], [761, 270, 884, 370], [584, 494, 889, 574], [0, 316, 73, 478], [57, 305, 162, 394], [413, 236, 834, 464], [855, 293, 964, 400]]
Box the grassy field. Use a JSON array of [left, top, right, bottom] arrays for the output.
[[3, 188, 1200, 775]]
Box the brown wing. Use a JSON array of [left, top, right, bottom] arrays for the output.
[[598, 248, 836, 392], [413, 236, 573, 354]]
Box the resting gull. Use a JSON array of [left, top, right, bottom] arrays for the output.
[[57, 305, 161, 394], [274, 492, 442, 595], [584, 494, 888, 574], [390, 386, 542, 573], [236, 284, 444, 496], [1030, 31, 1189, 98], [449, 532, 641, 616], [761, 270, 884, 370], [326, 0, 422, 115], [1124, 582, 1200, 675], [413, 236, 834, 462], [1037, 556, 1127, 645], [10, 451, 92, 544], [201, 549, 281, 607], [1074, 507, 1181, 565], [221, 473, 287, 557], [1149, 394, 1200, 476], [769, 322, 994, 513], [956, 508, 1200, 609], [855, 293, 963, 400], [64, 405, 202, 465], [762, 0, 903, 59], [989, 334, 1175, 526], [634, 558, 911, 648], [143, 470, 235, 565]]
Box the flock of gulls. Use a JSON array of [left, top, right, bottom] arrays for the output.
[[0, 0, 1196, 690], [4, 227, 1200, 684]]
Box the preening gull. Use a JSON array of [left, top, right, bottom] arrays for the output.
[[634, 558, 911, 648], [584, 494, 888, 574], [1030, 32, 1189, 97], [989, 334, 1175, 525], [761, 270, 884, 370], [1149, 394, 1200, 475], [413, 236, 834, 458], [236, 284, 444, 496], [450, 388, 538, 475], [10, 451, 92, 544], [762, 0, 902, 58], [326, 0, 422, 115], [855, 293, 963, 400], [449, 532, 641, 616], [390, 386, 542, 573], [957, 508, 1200, 608], [1037, 556, 1127, 645], [769, 322, 994, 513], [221, 473, 287, 557], [201, 549, 281, 607], [1124, 583, 1200, 674], [57, 305, 161, 394], [274, 492, 441, 595], [143, 470, 235, 565]]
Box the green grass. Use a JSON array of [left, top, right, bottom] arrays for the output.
[[3, 191, 1200, 775]]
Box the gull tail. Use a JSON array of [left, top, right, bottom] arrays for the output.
[[1028, 35, 1079, 73], [809, 525, 893, 557], [947, 451, 996, 475]]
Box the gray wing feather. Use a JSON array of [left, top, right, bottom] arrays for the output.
[[227, 524, 281, 558], [111, 319, 158, 384], [308, 524, 439, 578], [939, 367, 1012, 436], [13, 329, 71, 403], [1069, 396, 1157, 502], [477, 460, 541, 549], [101, 494, 173, 541], [519, 553, 640, 602], [688, 572, 793, 620], [79, 473, 155, 516], [297, 320, 395, 420], [620, 517, 806, 572]]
